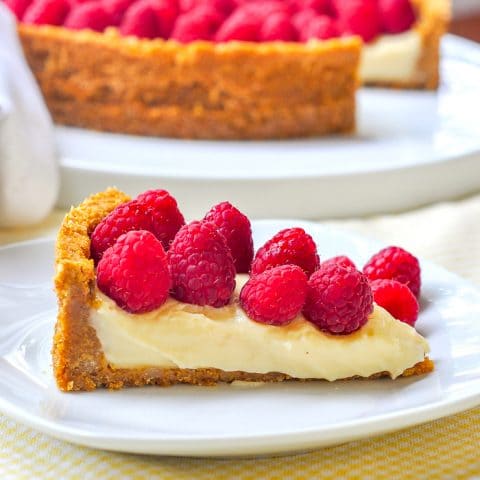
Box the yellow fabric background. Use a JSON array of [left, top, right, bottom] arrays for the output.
[[1, 194, 480, 479]]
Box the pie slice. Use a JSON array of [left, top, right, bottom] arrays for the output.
[[53, 188, 433, 392], [12, 0, 449, 139]]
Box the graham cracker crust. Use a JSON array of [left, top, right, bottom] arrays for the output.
[[53, 188, 433, 392], [18, 29, 360, 140]]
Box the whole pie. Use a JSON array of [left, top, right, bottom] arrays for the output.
[[7, 0, 449, 139], [54, 187, 433, 391]]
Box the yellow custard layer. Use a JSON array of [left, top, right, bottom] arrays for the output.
[[90, 275, 429, 381], [361, 30, 422, 83]]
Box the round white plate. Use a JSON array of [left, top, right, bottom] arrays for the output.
[[1, 221, 480, 457], [57, 35, 480, 219]]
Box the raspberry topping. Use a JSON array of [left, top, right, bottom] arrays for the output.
[[97, 230, 171, 313], [240, 265, 308, 325], [204, 201, 254, 273], [120, 0, 161, 38], [293, 0, 331, 15], [90, 200, 153, 263], [168, 221, 236, 307], [251, 227, 319, 277], [171, 5, 225, 42], [23, 0, 70, 25], [322, 255, 356, 269], [103, 0, 136, 25], [64, 3, 113, 31], [304, 263, 373, 334], [363, 246, 421, 297], [4, 0, 32, 20], [370, 279, 419, 326], [215, 7, 260, 42], [379, 0, 416, 33], [260, 12, 297, 41], [299, 14, 339, 41], [334, 0, 381, 42], [180, 0, 236, 15], [135, 189, 185, 251]]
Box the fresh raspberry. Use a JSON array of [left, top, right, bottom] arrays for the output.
[[90, 200, 152, 263], [304, 263, 373, 334], [243, 0, 293, 18], [120, 0, 177, 38], [370, 279, 419, 326], [97, 230, 171, 314], [251, 227, 319, 277], [260, 12, 297, 41], [334, 0, 381, 42], [292, 8, 317, 31], [299, 14, 338, 41], [322, 255, 356, 269], [180, 0, 235, 15], [379, 0, 416, 33], [292, 0, 331, 15], [4, 0, 32, 20], [23, 0, 70, 25], [64, 3, 113, 31], [103, 0, 136, 25], [215, 7, 260, 42], [135, 189, 185, 251], [152, 0, 178, 37], [171, 5, 224, 42], [168, 221, 236, 307], [363, 246, 421, 297], [240, 265, 308, 325], [204, 201, 253, 273]]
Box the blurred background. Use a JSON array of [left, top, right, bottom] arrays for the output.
[[452, 0, 480, 41]]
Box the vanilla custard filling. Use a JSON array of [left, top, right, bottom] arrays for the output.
[[90, 275, 429, 381], [360, 30, 422, 83]]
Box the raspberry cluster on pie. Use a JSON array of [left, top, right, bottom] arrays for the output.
[[6, 0, 449, 139], [53, 187, 433, 392]]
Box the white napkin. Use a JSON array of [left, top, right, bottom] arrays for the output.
[[0, 4, 58, 227]]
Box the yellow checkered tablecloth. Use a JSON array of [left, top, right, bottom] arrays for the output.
[[1, 194, 480, 479]]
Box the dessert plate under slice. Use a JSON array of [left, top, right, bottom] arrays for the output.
[[0, 221, 479, 457], [56, 35, 480, 219]]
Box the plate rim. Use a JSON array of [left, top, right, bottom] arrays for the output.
[[0, 227, 480, 457]]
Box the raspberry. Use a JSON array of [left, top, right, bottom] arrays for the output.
[[251, 227, 319, 277], [322, 255, 356, 269], [171, 5, 224, 42], [240, 265, 308, 325], [299, 14, 338, 41], [135, 189, 185, 251], [64, 3, 113, 31], [260, 12, 297, 41], [370, 279, 419, 326], [363, 246, 421, 297], [204, 201, 253, 273], [292, 8, 317, 31], [304, 263, 373, 334], [90, 200, 152, 263], [379, 0, 416, 34], [215, 7, 260, 42], [103, 0, 136, 25], [293, 0, 331, 15], [120, 0, 177, 38], [97, 230, 171, 314], [168, 221, 236, 307], [152, 0, 178, 37], [4, 0, 32, 20], [23, 0, 70, 25], [334, 0, 381, 42], [180, 0, 235, 15]]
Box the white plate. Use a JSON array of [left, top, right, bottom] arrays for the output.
[[57, 35, 480, 219], [1, 221, 480, 457]]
